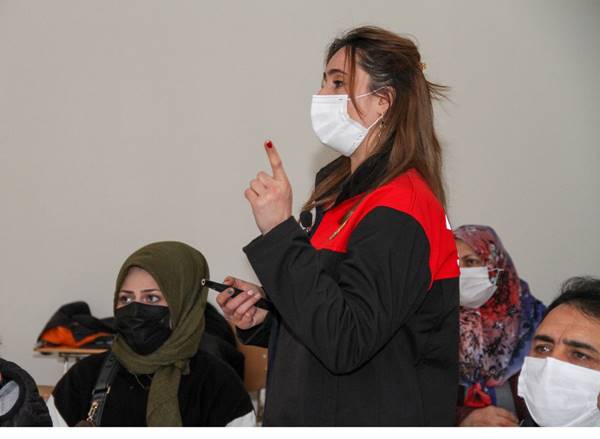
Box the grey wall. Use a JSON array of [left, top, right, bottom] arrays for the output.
[[1, 0, 599, 386]]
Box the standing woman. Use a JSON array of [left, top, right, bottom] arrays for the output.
[[217, 26, 459, 426]]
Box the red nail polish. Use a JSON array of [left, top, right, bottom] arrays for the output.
[[265, 140, 273, 149]]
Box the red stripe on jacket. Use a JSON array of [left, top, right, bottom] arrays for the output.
[[310, 169, 459, 287]]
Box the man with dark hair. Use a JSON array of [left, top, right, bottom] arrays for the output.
[[518, 276, 600, 427]]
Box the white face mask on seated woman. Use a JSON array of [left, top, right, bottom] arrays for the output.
[[459, 266, 500, 309]]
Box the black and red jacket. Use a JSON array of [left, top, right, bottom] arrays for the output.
[[239, 153, 460, 426]]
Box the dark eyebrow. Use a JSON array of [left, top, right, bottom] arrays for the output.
[[564, 339, 599, 354], [325, 68, 347, 77], [533, 334, 555, 344], [119, 289, 161, 294], [460, 254, 480, 260]]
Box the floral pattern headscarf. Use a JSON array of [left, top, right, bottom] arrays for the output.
[[454, 225, 545, 405]]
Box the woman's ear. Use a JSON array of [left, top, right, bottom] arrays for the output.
[[376, 87, 393, 115]]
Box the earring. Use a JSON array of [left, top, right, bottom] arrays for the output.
[[377, 117, 384, 147]]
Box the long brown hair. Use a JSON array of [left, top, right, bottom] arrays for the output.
[[303, 26, 448, 212]]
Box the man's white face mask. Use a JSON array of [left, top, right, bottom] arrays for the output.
[[459, 266, 499, 309], [518, 356, 600, 427]]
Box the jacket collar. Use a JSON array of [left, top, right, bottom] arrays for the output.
[[316, 151, 390, 208]]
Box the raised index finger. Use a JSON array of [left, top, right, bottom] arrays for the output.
[[264, 140, 287, 181]]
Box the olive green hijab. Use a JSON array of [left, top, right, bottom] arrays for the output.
[[111, 241, 209, 426]]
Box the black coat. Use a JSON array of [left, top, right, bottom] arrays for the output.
[[0, 358, 52, 427], [52, 349, 253, 426], [238, 155, 460, 426], [202, 303, 245, 379]]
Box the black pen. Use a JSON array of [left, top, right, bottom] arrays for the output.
[[201, 279, 273, 312]]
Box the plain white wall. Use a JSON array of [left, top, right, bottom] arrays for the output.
[[1, 0, 599, 386]]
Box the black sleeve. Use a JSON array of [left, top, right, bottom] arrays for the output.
[[243, 207, 431, 374], [235, 311, 273, 348], [204, 302, 238, 348], [52, 354, 104, 426], [202, 356, 255, 426], [199, 333, 245, 379]]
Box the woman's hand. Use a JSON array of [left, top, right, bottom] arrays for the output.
[[459, 406, 519, 427], [215, 276, 268, 330], [244, 140, 293, 235]]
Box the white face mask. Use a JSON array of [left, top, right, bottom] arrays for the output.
[[518, 356, 600, 427], [459, 266, 497, 309], [310, 90, 382, 157]]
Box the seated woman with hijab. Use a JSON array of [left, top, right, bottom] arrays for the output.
[[454, 225, 546, 427], [47, 242, 255, 427]]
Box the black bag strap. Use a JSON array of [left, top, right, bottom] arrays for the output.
[[84, 352, 120, 426]]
